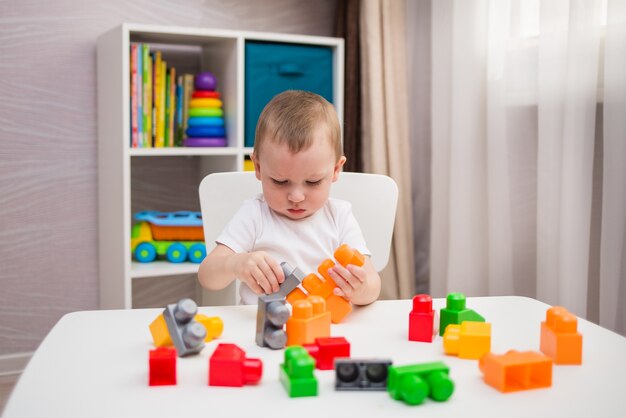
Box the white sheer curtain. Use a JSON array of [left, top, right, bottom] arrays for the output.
[[418, 0, 626, 335]]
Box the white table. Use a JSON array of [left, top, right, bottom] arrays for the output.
[[4, 297, 626, 417]]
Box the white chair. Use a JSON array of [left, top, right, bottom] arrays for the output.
[[198, 171, 398, 305]]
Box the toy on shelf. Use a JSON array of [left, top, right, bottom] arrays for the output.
[[287, 244, 364, 323], [131, 211, 206, 263], [149, 347, 177, 386], [185, 71, 227, 147], [286, 295, 331, 346], [443, 321, 491, 360], [387, 362, 454, 406], [304, 337, 350, 370], [149, 298, 206, 357], [279, 346, 318, 398], [540, 306, 583, 365], [335, 359, 392, 391], [479, 350, 552, 393], [409, 294, 437, 342], [255, 293, 290, 349], [387, 362, 454, 405], [209, 343, 263, 387], [439, 292, 485, 336]]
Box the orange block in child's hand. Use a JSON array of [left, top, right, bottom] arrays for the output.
[[334, 244, 365, 268], [286, 296, 331, 346], [315, 264, 352, 323], [540, 306, 582, 365]]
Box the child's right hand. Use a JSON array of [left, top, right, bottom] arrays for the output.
[[234, 251, 285, 295]]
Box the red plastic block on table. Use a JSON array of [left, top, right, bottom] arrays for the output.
[[479, 350, 552, 393], [540, 306, 583, 365], [208, 343, 263, 387], [149, 347, 177, 386], [409, 294, 435, 342], [304, 337, 351, 370]]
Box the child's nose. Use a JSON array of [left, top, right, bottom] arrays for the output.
[[288, 188, 305, 203]]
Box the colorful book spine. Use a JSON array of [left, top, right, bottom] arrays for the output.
[[164, 69, 171, 147], [182, 74, 195, 136], [175, 76, 184, 146], [142, 45, 152, 148], [156, 60, 166, 147], [136, 44, 143, 148], [130, 44, 138, 147], [169, 67, 176, 147]]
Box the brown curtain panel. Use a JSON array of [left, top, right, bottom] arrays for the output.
[[335, 0, 363, 172]]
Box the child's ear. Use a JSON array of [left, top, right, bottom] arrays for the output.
[[332, 156, 347, 182], [251, 153, 262, 180]]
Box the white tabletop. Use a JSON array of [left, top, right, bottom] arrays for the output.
[[3, 296, 626, 418]]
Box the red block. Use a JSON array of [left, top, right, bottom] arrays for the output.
[[149, 347, 177, 386], [409, 294, 435, 342], [304, 337, 351, 370], [209, 343, 263, 387]]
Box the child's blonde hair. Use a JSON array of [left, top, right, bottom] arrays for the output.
[[253, 90, 342, 162]]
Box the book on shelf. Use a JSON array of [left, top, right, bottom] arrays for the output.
[[142, 44, 152, 148], [136, 44, 143, 147], [169, 67, 176, 147], [130, 44, 138, 148]]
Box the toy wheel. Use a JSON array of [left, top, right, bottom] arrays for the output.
[[188, 243, 206, 263], [427, 371, 454, 402], [135, 242, 157, 262], [398, 374, 428, 405], [166, 243, 187, 263]]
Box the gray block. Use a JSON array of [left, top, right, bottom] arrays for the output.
[[255, 293, 289, 349], [335, 359, 393, 391], [163, 298, 206, 357], [278, 261, 305, 297]]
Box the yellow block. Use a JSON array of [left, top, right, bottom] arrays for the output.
[[149, 313, 224, 346], [444, 321, 491, 360]]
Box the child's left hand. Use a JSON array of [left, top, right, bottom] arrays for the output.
[[326, 263, 367, 301]]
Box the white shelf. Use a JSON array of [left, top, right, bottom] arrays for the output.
[[130, 261, 200, 278], [97, 23, 343, 309]]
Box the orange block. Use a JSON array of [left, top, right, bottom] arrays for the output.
[[443, 321, 491, 359], [286, 295, 331, 346], [540, 306, 582, 365], [479, 350, 552, 393], [334, 244, 365, 268]]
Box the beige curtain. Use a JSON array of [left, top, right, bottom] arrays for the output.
[[360, 0, 416, 299]]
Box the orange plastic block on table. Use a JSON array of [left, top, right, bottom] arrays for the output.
[[286, 295, 331, 346], [540, 306, 582, 365], [479, 350, 552, 393]]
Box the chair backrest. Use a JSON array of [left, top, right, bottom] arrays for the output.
[[198, 171, 398, 304]]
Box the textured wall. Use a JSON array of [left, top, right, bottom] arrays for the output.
[[0, 0, 337, 355]]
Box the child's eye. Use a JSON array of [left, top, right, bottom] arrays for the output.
[[271, 178, 288, 185], [306, 180, 322, 186]]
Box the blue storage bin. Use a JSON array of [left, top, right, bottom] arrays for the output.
[[245, 41, 334, 148]]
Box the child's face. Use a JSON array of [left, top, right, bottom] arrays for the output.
[[252, 128, 346, 220]]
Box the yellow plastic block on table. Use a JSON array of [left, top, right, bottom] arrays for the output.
[[286, 295, 331, 346], [540, 306, 582, 365], [443, 321, 491, 360], [150, 313, 223, 346]]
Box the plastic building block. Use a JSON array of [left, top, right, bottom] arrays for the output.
[[335, 359, 392, 391], [149, 347, 176, 386], [286, 295, 331, 346], [162, 298, 207, 357], [540, 306, 583, 365], [439, 293, 485, 336], [409, 294, 436, 342], [304, 337, 351, 370], [279, 346, 318, 397], [150, 313, 222, 347], [256, 293, 289, 349], [479, 350, 552, 393], [387, 362, 454, 406], [443, 321, 491, 359], [278, 262, 305, 298], [208, 343, 263, 387]]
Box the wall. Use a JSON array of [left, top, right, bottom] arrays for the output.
[[0, 0, 337, 355]]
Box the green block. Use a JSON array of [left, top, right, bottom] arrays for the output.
[[279, 346, 318, 398], [388, 362, 454, 406], [439, 293, 485, 336]]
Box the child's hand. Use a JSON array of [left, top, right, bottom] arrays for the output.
[[235, 251, 285, 295], [326, 263, 367, 301]]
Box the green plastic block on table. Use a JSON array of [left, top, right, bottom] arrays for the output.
[[279, 346, 318, 398], [387, 362, 454, 406], [439, 292, 485, 336]]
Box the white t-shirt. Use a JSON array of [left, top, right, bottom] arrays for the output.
[[216, 194, 370, 304]]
